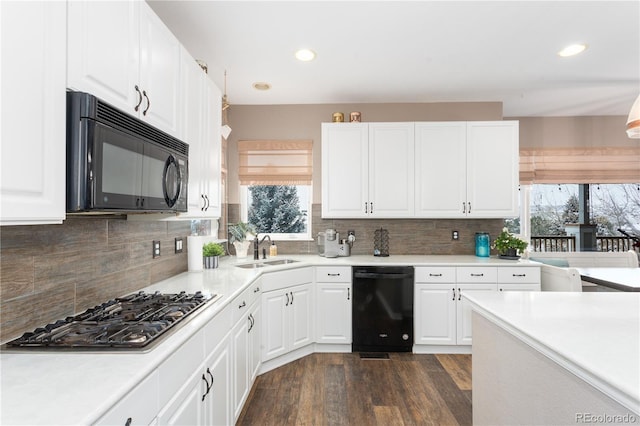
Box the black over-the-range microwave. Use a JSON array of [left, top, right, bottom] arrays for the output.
[[66, 91, 188, 213]]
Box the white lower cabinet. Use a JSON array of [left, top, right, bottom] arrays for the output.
[[262, 280, 313, 362], [157, 335, 230, 426], [232, 299, 260, 421], [415, 266, 540, 348], [315, 266, 352, 344]]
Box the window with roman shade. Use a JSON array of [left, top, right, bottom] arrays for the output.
[[520, 147, 640, 184], [238, 140, 313, 185]]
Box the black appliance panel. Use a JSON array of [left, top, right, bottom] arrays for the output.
[[352, 266, 414, 352]]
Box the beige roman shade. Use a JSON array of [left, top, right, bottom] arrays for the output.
[[238, 140, 313, 185], [520, 147, 640, 184]]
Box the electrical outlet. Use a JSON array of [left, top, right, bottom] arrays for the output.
[[153, 240, 161, 258], [348, 230, 356, 238], [452, 230, 459, 240], [175, 237, 183, 254]]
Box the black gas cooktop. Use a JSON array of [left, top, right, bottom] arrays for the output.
[[5, 291, 219, 351]]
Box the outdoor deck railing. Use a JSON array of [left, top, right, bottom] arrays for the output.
[[530, 236, 638, 252]]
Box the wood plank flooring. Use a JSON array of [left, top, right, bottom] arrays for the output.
[[237, 353, 472, 426]]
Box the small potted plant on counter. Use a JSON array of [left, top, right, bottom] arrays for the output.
[[492, 228, 528, 259], [228, 222, 256, 259], [202, 242, 225, 269]]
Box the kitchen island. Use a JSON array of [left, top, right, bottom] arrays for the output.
[[465, 291, 640, 425], [577, 267, 640, 292]]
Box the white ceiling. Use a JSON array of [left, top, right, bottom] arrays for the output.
[[147, 1, 640, 117]]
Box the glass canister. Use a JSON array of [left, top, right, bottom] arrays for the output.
[[475, 232, 490, 257]]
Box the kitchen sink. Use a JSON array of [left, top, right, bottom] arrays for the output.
[[235, 263, 267, 269], [262, 259, 298, 266], [235, 259, 298, 269]]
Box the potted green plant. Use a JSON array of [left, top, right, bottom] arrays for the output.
[[228, 222, 256, 258], [202, 242, 224, 269], [492, 228, 528, 259]]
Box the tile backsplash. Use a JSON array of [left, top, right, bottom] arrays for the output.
[[228, 204, 505, 257], [0, 216, 191, 344], [1, 205, 504, 343]]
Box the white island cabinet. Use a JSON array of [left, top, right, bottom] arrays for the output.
[[0, 1, 66, 225], [67, 1, 181, 137], [467, 292, 639, 424]]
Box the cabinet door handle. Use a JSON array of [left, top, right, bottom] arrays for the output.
[[468, 202, 471, 214], [201, 194, 206, 211], [207, 368, 214, 386], [370, 202, 373, 214], [248, 314, 253, 333], [142, 90, 150, 116], [134, 85, 142, 112], [254, 286, 260, 293], [285, 293, 289, 306], [429, 273, 442, 277], [201, 373, 211, 401], [462, 202, 466, 214], [347, 288, 350, 300], [290, 291, 294, 305], [239, 301, 246, 309], [458, 288, 462, 301], [365, 202, 368, 214], [125, 418, 132, 426], [452, 288, 456, 301]]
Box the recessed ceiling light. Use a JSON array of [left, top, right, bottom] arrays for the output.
[[558, 43, 587, 57], [295, 48, 316, 62], [253, 82, 271, 91]]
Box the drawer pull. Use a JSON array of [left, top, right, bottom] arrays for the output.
[[470, 273, 484, 277], [512, 274, 526, 277], [254, 287, 260, 293], [328, 273, 341, 276], [238, 301, 246, 309], [429, 273, 443, 277]]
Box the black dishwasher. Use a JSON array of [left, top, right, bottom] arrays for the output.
[[352, 266, 414, 352]]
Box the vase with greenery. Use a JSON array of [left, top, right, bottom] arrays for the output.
[[492, 227, 528, 259], [202, 242, 224, 269], [228, 222, 256, 258]]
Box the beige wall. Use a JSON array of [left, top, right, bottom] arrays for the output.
[[226, 102, 503, 203], [510, 115, 632, 149]]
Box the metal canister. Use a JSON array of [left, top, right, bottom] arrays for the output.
[[349, 112, 361, 122], [332, 112, 344, 122]]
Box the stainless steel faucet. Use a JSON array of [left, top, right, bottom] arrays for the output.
[[254, 234, 272, 260]]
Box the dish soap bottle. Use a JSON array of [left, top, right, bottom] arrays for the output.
[[269, 241, 277, 257]]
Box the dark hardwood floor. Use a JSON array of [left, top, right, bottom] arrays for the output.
[[237, 353, 472, 426]]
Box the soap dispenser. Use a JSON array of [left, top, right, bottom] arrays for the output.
[[269, 241, 277, 257]]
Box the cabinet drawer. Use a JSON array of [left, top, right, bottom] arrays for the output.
[[415, 267, 456, 283], [204, 303, 232, 354], [232, 280, 261, 324], [315, 266, 351, 283], [95, 370, 159, 426], [456, 267, 497, 283], [261, 267, 313, 292], [498, 267, 541, 283]]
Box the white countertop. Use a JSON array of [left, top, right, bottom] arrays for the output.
[[464, 291, 640, 415], [0, 254, 538, 425], [576, 267, 640, 291]]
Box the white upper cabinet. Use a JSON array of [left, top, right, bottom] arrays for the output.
[[465, 121, 519, 218], [415, 121, 519, 218], [321, 122, 414, 218], [67, 1, 180, 137], [177, 48, 222, 218], [321, 123, 369, 218], [0, 1, 66, 225]]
